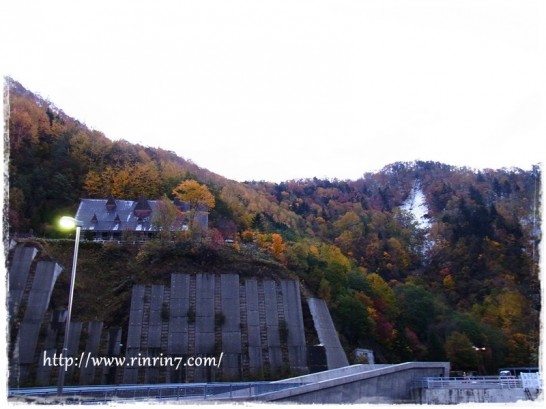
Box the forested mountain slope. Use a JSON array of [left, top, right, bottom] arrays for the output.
[[5, 77, 541, 373]]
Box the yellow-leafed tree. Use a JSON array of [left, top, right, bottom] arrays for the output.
[[172, 179, 215, 234], [271, 233, 285, 261]]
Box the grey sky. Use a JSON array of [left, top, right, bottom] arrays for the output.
[[2, 0, 544, 182]]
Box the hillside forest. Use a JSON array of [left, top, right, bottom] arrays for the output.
[[5, 77, 541, 374]]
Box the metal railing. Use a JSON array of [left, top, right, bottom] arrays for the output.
[[412, 376, 528, 390], [8, 381, 307, 403]]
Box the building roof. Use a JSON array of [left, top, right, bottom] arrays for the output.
[[75, 198, 195, 233]]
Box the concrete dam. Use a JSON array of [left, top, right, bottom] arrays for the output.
[[7, 241, 348, 387]]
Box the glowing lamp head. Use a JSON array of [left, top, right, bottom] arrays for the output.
[[60, 216, 81, 229]]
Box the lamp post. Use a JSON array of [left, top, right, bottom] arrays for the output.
[[473, 346, 487, 375], [57, 216, 83, 397]]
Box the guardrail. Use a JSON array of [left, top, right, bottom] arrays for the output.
[[411, 376, 536, 390], [8, 382, 307, 403]]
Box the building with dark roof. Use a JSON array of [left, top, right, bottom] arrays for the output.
[[74, 198, 208, 241]]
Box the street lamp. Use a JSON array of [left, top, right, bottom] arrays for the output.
[[473, 346, 487, 375], [57, 216, 83, 397]]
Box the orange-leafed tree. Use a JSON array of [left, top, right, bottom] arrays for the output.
[[271, 233, 285, 261], [172, 179, 215, 233]]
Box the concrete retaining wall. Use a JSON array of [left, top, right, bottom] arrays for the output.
[[221, 274, 242, 380], [307, 297, 349, 369], [168, 273, 190, 356], [120, 274, 316, 382], [256, 362, 450, 404], [245, 278, 263, 377], [8, 242, 346, 387], [123, 284, 145, 384], [80, 321, 104, 384], [416, 387, 542, 404], [18, 261, 63, 364], [8, 242, 121, 388], [281, 280, 307, 373], [8, 246, 38, 318], [263, 279, 282, 374]]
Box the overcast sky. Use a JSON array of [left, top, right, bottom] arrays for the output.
[[1, 0, 545, 182]]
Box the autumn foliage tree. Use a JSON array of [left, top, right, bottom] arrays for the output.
[[270, 233, 285, 261], [172, 179, 215, 234], [152, 195, 182, 242]]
